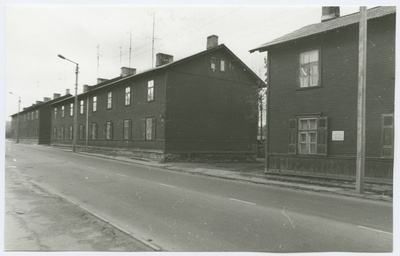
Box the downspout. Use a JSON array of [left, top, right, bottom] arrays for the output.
[[264, 52, 270, 173]]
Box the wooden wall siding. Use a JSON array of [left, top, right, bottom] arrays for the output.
[[267, 154, 393, 179], [165, 64, 258, 153], [268, 14, 395, 159], [51, 72, 167, 152]]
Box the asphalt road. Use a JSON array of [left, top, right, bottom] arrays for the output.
[[5, 142, 393, 252]]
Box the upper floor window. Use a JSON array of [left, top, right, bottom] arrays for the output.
[[36, 110, 39, 119], [211, 57, 216, 70], [220, 60, 225, 72], [27, 112, 30, 120], [147, 80, 154, 102], [299, 50, 319, 88], [125, 87, 131, 106], [61, 106, 65, 118], [93, 96, 97, 112], [80, 100, 84, 114], [54, 108, 57, 119], [107, 92, 112, 109], [70, 103, 74, 116]]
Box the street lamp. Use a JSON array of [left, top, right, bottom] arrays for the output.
[[9, 92, 21, 143], [58, 54, 79, 152]]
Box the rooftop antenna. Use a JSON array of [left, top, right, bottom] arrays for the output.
[[152, 13, 155, 68], [97, 45, 100, 77], [129, 30, 132, 68]]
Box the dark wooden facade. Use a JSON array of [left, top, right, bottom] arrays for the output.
[[49, 43, 263, 161], [250, 7, 395, 179]]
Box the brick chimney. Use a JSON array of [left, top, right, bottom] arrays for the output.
[[156, 53, 174, 67], [97, 78, 109, 84], [43, 97, 51, 102], [65, 89, 70, 95], [321, 7, 340, 22], [207, 35, 219, 49], [53, 93, 61, 99], [83, 85, 90, 92], [120, 67, 136, 77]]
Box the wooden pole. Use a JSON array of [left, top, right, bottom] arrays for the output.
[[264, 54, 270, 173], [356, 6, 367, 194]]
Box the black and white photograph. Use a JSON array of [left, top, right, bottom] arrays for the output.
[[2, 0, 398, 255]]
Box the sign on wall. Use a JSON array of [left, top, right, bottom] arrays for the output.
[[332, 131, 344, 141]]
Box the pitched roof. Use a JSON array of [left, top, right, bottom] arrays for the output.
[[250, 6, 396, 53], [59, 44, 265, 100]]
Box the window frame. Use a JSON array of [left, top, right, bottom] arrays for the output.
[[107, 92, 112, 109], [61, 106, 65, 118], [70, 103, 74, 116], [80, 100, 84, 114], [79, 124, 85, 139], [145, 117, 156, 140], [298, 117, 318, 155], [123, 119, 131, 140], [54, 108, 57, 119], [69, 125, 73, 140], [125, 86, 131, 106], [106, 121, 113, 140], [381, 113, 394, 158], [220, 59, 226, 72], [91, 122, 98, 140], [298, 49, 321, 89], [147, 80, 155, 102], [92, 96, 97, 112]]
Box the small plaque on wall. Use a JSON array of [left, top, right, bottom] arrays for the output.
[[332, 131, 344, 141]]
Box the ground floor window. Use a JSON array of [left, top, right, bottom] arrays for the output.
[[91, 123, 98, 140], [60, 126, 65, 139], [123, 119, 131, 140], [288, 116, 327, 155], [145, 117, 155, 140], [69, 125, 73, 140], [79, 124, 85, 139], [106, 121, 113, 140], [382, 114, 394, 157], [53, 127, 57, 139]]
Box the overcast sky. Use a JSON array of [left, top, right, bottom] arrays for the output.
[[2, 1, 392, 120]]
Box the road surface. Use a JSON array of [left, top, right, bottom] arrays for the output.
[[4, 142, 393, 252]]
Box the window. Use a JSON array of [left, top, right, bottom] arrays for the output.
[[53, 127, 57, 139], [106, 121, 113, 140], [79, 124, 85, 139], [61, 106, 65, 118], [80, 100, 84, 114], [107, 92, 112, 109], [91, 123, 98, 140], [298, 118, 318, 154], [123, 119, 131, 140], [60, 126, 64, 139], [69, 125, 73, 140], [36, 110, 39, 119], [70, 103, 74, 116], [27, 112, 30, 120], [220, 60, 225, 72], [211, 57, 216, 70], [147, 80, 154, 102], [125, 87, 131, 106], [93, 96, 97, 112], [288, 116, 327, 155], [145, 117, 155, 140], [382, 114, 394, 157], [54, 108, 57, 119], [299, 50, 319, 88]]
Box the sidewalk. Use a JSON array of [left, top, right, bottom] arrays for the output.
[[77, 150, 393, 202]]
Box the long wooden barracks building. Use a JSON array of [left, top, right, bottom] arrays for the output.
[[250, 7, 395, 179], [11, 36, 264, 162]]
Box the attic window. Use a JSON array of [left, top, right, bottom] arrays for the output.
[[211, 57, 216, 71]]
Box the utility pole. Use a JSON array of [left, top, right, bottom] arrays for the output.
[[129, 31, 132, 68], [264, 54, 269, 173], [120, 46, 122, 67], [97, 45, 100, 77], [356, 6, 367, 194]]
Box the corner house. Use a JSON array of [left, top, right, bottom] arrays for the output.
[[250, 7, 395, 179]]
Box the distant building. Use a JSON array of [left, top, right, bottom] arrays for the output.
[[250, 7, 395, 179], [10, 93, 72, 144], [11, 35, 264, 161]]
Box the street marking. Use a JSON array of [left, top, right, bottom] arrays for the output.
[[158, 183, 176, 188], [357, 226, 392, 235], [229, 198, 256, 205], [116, 174, 127, 177]]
